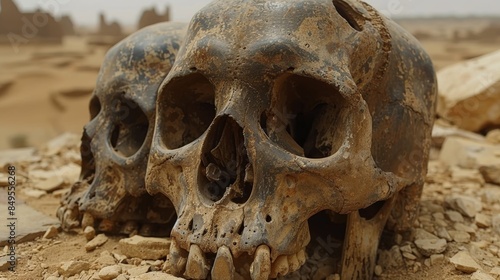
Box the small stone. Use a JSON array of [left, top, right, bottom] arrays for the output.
[[454, 223, 476, 235], [23, 189, 47, 198], [85, 234, 108, 252], [471, 271, 495, 280], [132, 272, 184, 279], [43, 226, 59, 239], [492, 214, 500, 235], [96, 251, 116, 266], [430, 254, 445, 266], [414, 228, 439, 240], [313, 265, 335, 280], [490, 267, 500, 276], [449, 230, 471, 243], [128, 266, 150, 276], [58, 261, 91, 277], [445, 195, 483, 218], [479, 165, 500, 185], [414, 239, 447, 257], [436, 227, 452, 242], [476, 214, 492, 228], [374, 265, 383, 276], [445, 210, 464, 223], [399, 245, 413, 254], [449, 251, 481, 273], [34, 176, 65, 192], [119, 235, 171, 260], [402, 252, 417, 260], [98, 265, 122, 280], [116, 275, 128, 280], [84, 226, 96, 241]]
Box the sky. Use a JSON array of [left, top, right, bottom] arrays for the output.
[[11, 0, 500, 27]]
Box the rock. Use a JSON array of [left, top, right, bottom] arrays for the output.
[[453, 223, 476, 235], [414, 239, 447, 257], [377, 245, 404, 269], [414, 228, 439, 240], [430, 254, 445, 266], [437, 49, 500, 132], [119, 235, 171, 260], [58, 261, 91, 277], [33, 176, 65, 192], [85, 234, 108, 252], [479, 165, 500, 185], [84, 226, 96, 241], [432, 124, 485, 148], [449, 251, 481, 273], [486, 129, 500, 144], [475, 213, 492, 228], [0, 256, 10, 272], [374, 265, 383, 276], [436, 227, 452, 241], [44, 133, 81, 156], [98, 265, 122, 280], [445, 210, 464, 223], [490, 267, 500, 276], [23, 189, 46, 198], [402, 252, 417, 260], [492, 214, 500, 235], [439, 136, 500, 169], [43, 226, 59, 239], [445, 195, 483, 218], [471, 271, 495, 280], [127, 266, 150, 277], [313, 265, 336, 280], [131, 272, 184, 280], [96, 251, 116, 266], [449, 230, 471, 243]]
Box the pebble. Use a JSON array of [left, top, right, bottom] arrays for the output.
[[490, 267, 500, 276], [84, 226, 96, 241], [445, 210, 464, 223], [58, 261, 91, 277], [96, 251, 116, 266], [414, 239, 447, 257], [436, 227, 452, 241], [471, 271, 496, 280], [119, 235, 171, 260], [85, 234, 108, 252], [445, 195, 483, 218], [98, 265, 122, 280], [449, 251, 481, 273], [131, 272, 184, 279], [414, 228, 439, 240], [402, 252, 417, 260], [430, 254, 445, 266], [43, 226, 59, 239], [128, 266, 150, 276], [374, 265, 383, 276], [449, 230, 471, 243], [475, 214, 492, 228], [492, 214, 500, 235]]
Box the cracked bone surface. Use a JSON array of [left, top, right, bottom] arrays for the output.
[[146, 0, 437, 279], [57, 22, 187, 234]]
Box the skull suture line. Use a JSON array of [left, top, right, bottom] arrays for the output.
[[58, 22, 187, 235], [146, 0, 437, 279]]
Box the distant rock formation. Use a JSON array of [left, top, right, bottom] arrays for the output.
[[97, 13, 123, 36], [59, 15, 75, 36], [137, 6, 170, 30], [0, 0, 63, 44]]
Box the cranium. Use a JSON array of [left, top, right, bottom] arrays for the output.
[[147, 0, 436, 279], [58, 22, 187, 236]]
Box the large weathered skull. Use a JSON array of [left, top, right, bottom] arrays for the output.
[[58, 22, 187, 235], [147, 0, 436, 279]]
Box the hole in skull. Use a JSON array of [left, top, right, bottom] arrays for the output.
[[159, 73, 216, 149], [109, 98, 149, 158], [198, 116, 253, 204], [89, 96, 101, 120], [332, 0, 364, 31], [261, 75, 348, 158], [266, 215, 272, 223], [359, 200, 386, 220], [80, 129, 95, 184]]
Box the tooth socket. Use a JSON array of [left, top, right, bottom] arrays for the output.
[[270, 255, 289, 278], [211, 246, 235, 280], [250, 245, 271, 280], [164, 239, 187, 276], [185, 244, 209, 279]]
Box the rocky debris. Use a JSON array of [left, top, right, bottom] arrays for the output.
[[436, 49, 500, 132], [58, 260, 91, 277], [97, 251, 117, 266], [128, 265, 150, 277], [479, 165, 500, 185], [475, 213, 492, 228], [119, 235, 171, 260], [414, 239, 447, 257], [449, 251, 482, 273], [86, 234, 109, 252], [432, 123, 485, 148], [43, 226, 59, 239], [492, 214, 500, 235], [439, 136, 500, 169], [0, 256, 10, 272], [131, 272, 185, 280], [84, 226, 96, 241], [486, 129, 500, 144], [490, 267, 500, 276], [445, 194, 483, 218], [98, 265, 122, 280], [445, 210, 464, 222]]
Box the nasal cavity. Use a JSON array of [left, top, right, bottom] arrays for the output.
[[198, 115, 253, 204]]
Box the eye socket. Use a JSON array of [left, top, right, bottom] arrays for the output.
[[89, 96, 101, 120], [109, 97, 149, 158], [159, 73, 216, 149], [261, 75, 348, 159]]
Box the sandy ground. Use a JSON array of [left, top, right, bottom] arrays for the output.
[[0, 17, 499, 280]]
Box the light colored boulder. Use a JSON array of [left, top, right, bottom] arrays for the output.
[[439, 136, 500, 169], [437, 49, 500, 132], [449, 251, 481, 273]]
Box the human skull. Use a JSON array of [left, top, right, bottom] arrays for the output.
[[58, 22, 187, 235], [147, 0, 436, 279]]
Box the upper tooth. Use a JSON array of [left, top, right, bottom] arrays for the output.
[[81, 212, 95, 228], [270, 255, 289, 278], [212, 246, 235, 280], [250, 245, 271, 280], [185, 244, 209, 280], [288, 253, 300, 272], [297, 249, 307, 267], [164, 239, 187, 276]]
